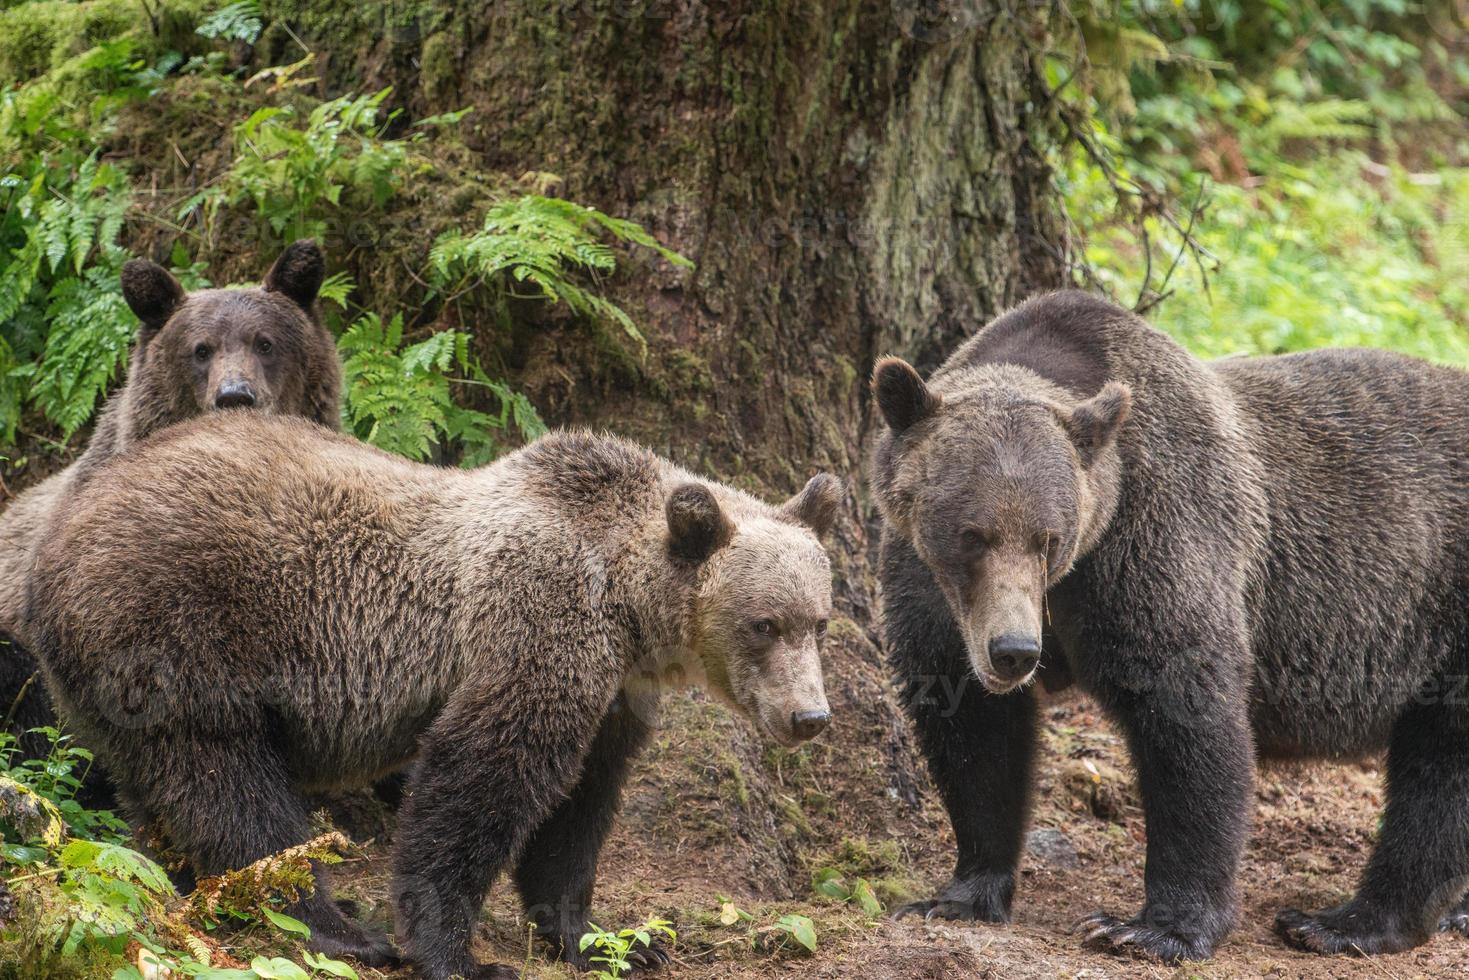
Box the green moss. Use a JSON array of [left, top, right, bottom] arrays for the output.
[[419, 30, 455, 102], [0, 0, 209, 86]]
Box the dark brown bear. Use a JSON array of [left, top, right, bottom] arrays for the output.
[[872, 290, 1469, 962], [26, 414, 840, 979], [0, 241, 339, 764]]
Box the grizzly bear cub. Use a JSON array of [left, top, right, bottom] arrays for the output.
[[873, 290, 1469, 962], [27, 414, 840, 979], [0, 241, 339, 761]]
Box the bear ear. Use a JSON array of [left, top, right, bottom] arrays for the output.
[[120, 260, 185, 336], [263, 239, 326, 311], [873, 356, 941, 432], [1062, 382, 1132, 465], [667, 483, 734, 563], [781, 473, 842, 537]]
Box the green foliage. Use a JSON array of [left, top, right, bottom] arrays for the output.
[[0, 727, 128, 842], [429, 194, 693, 343], [2, 729, 355, 979], [712, 897, 820, 958], [770, 913, 817, 955], [191, 87, 418, 243], [338, 311, 545, 466], [577, 918, 675, 980], [197, 0, 262, 45], [811, 868, 882, 918], [1056, 0, 1468, 363]]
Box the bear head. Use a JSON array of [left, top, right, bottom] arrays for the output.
[[871, 356, 1130, 693], [665, 474, 842, 747], [118, 240, 341, 437]]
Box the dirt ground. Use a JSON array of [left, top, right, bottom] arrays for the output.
[[320, 662, 1469, 980]]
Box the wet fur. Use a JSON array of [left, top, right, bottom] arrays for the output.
[[26, 416, 834, 979], [0, 243, 339, 793], [875, 290, 1469, 961]]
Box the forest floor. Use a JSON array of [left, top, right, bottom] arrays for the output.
[[319, 693, 1468, 980]]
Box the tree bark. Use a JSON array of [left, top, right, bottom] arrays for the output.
[[266, 0, 1068, 601]]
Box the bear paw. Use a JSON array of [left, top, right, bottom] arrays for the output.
[[891, 871, 1012, 923], [1275, 906, 1423, 956], [308, 918, 400, 968], [1077, 912, 1212, 963], [1439, 897, 1469, 937]]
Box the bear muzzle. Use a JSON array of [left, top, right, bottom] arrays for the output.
[[214, 379, 258, 410]]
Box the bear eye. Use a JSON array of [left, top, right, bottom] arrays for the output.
[[960, 528, 988, 552], [752, 619, 776, 637], [193, 343, 211, 362], [815, 619, 829, 637], [255, 338, 273, 355], [1036, 531, 1063, 570]]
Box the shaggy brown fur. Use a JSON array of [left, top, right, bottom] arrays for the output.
[[0, 240, 339, 785], [872, 290, 1469, 963], [27, 415, 840, 979]]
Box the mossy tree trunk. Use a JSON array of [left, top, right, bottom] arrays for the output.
[[269, 0, 1069, 603]]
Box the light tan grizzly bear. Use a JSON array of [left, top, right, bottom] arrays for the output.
[[0, 241, 340, 769], [27, 414, 841, 979]]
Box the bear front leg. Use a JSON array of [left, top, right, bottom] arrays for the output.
[[393, 657, 617, 980], [880, 536, 1039, 923], [1080, 665, 1252, 963], [1278, 700, 1469, 955], [513, 693, 667, 972]]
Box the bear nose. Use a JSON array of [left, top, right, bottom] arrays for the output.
[[790, 709, 831, 740], [214, 381, 257, 409], [988, 634, 1040, 681]]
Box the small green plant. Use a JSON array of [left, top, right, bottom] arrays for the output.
[[0, 727, 127, 842], [769, 913, 817, 955], [428, 194, 693, 343], [811, 867, 882, 918], [712, 898, 817, 958], [577, 918, 675, 980]]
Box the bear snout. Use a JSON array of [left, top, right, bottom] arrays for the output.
[[790, 708, 831, 740], [988, 633, 1041, 683], [214, 380, 258, 409]]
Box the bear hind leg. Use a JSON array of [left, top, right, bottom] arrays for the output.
[[137, 736, 397, 967], [1277, 701, 1469, 955]]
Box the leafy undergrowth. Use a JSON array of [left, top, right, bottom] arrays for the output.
[[0, 0, 690, 478], [1059, 0, 1468, 365], [0, 727, 362, 979]]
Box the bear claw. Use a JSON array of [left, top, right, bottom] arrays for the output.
[[1076, 911, 1210, 963], [891, 873, 1012, 924], [1275, 906, 1420, 956], [892, 898, 983, 922], [1439, 896, 1469, 937]]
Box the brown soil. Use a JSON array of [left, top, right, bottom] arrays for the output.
[[317, 636, 1469, 979]]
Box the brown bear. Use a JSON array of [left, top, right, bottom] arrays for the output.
[[872, 290, 1469, 963], [0, 240, 339, 766], [26, 414, 840, 979]]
